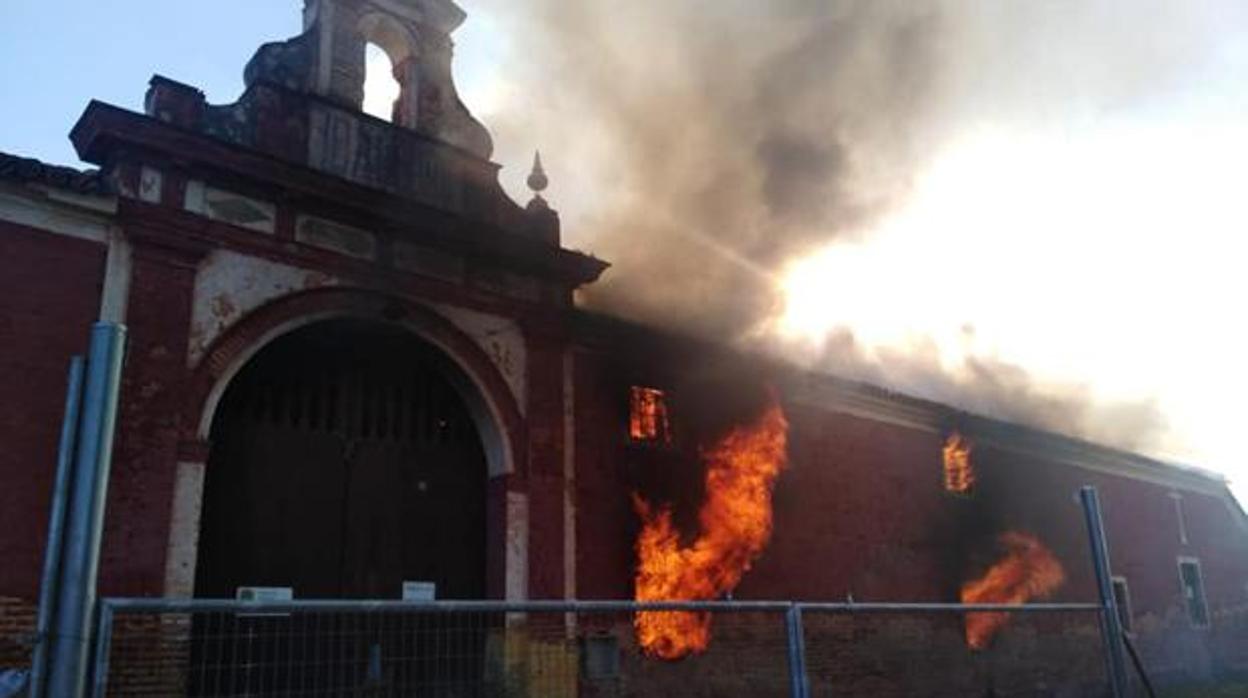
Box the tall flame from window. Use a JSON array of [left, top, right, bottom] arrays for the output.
[[961, 532, 1065, 650], [632, 398, 788, 660]]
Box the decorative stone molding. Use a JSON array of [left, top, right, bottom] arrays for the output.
[[184, 181, 277, 235], [295, 214, 377, 260]]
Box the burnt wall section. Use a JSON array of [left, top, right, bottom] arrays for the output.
[[569, 312, 1248, 689]]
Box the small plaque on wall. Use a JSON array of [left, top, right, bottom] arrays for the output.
[[235, 586, 293, 617], [402, 581, 436, 602]]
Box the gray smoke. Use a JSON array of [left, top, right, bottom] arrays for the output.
[[468, 0, 1237, 456]]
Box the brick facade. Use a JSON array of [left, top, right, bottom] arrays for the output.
[[1, 1, 1245, 692], [569, 320, 1248, 688]]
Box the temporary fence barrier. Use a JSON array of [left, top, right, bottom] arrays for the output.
[[85, 488, 1130, 698]]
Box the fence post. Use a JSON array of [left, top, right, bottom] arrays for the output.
[[90, 601, 115, 698], [785, 604, 810, 698], [1080, 486, 1130, 698]]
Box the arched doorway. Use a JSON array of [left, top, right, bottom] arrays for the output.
[[194, 317, 488, 601]]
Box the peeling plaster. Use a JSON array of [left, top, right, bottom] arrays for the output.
[[434, 303, 527, 415], [163, 461, 206, 598], [189, 251, 527, 414], [188, 250, 341, 366], [506, 491, 529, 601]]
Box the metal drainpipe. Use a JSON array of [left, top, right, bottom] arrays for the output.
[[46, 324, 127, 698], [28, 357, 86, 698], [1080, 486, 1131, 698]]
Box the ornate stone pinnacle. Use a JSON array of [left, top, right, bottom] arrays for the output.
[[526, 151, 548, 194]]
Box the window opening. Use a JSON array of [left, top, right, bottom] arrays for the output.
[[943, 431, 975, 494], [1111, 576, 1134, 634], [1178, 558, 1210, 628], [363, 42, 401, 122], [629, 386, 672, 444]]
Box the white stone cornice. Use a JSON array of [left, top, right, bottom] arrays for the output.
[[0, 183, 116, 244]]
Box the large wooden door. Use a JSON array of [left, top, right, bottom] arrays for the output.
[[195, 319, 488, 601]]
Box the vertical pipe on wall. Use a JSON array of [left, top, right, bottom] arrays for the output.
[[46, 323, 127, 698], [28, 357, 86, 698], [1080, 486, 1131, 698]]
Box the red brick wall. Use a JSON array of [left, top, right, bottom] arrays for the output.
[[572, 345, 1248, 687], [0, 221, 106, 599], [571, 349, 636, 601], [99, 238, 204, 597], [523, 330, 568, 600], [0, 221, 105, 668]]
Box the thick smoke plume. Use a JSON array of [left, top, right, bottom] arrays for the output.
[[483, 1, 949, 335], [470, 0, 1243, 460]]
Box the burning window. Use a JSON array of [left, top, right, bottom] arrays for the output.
[[942, 431, 975, 494], [629, 386, 672, 444]]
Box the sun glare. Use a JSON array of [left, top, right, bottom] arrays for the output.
[[363, 43, 401, 122], [774, 122, 1248, 498]]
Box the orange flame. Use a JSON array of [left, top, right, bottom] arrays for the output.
[[943, 432, 975, 494], [633, 399, 789, 660], [961, 532, 1065, 650], [630, 386, 672, 443]]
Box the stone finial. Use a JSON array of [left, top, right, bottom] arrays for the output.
[[524, 150, 559, 244], [526, 151, 549, 196]]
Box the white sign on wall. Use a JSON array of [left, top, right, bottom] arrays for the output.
[[236, 586, 293, 602], [402, 581, 436, 602], [236, 586, 293, 617]]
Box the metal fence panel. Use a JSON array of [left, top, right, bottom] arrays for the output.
[[92, 599, 1118, 698], [94, 601, 794, 698]]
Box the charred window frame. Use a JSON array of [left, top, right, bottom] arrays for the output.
[[942, 431, 975, 496], [1111, 576, 1134, 635], [1177, 557, 1210, 629], [628, 386, 673, 446]]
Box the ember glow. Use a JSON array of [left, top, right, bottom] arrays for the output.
[[943, 432, 974, 494], [633, 399, 789, 660], [961, 532, 1065, 650], [630, 386, 672, 443]]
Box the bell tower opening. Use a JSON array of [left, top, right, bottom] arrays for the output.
[[290, 0, 495, 156], [363, 42, 402, 122], [194, 318, 488, 601]]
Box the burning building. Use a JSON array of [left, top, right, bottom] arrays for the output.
[[1, 0, 1247, 694]]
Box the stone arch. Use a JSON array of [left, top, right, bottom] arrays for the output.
[[357, 11, 418, 66], [168, 287, 527, 600], [187, 287, 524, 479]]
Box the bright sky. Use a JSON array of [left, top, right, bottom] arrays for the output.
[[1, 2, 1244, 505], [777, 121, 1248, 504]]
